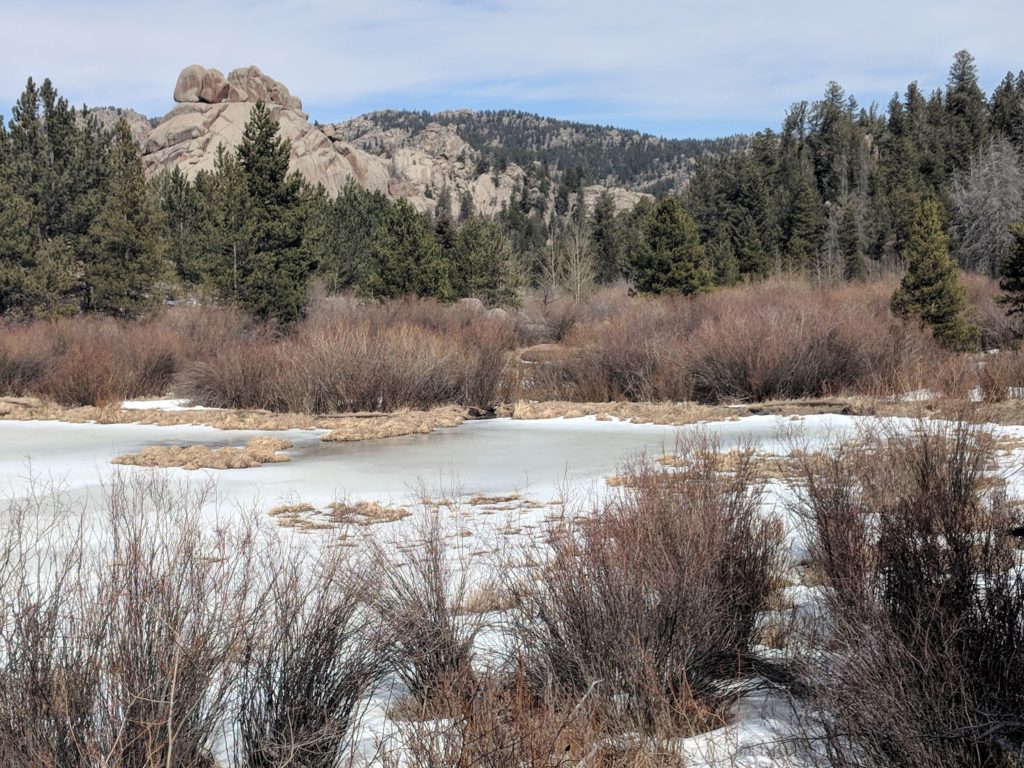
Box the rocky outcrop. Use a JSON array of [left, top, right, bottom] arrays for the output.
[[581, 185, 652, 213], [143, 100, 390, 196], [173, 65, 205, 103], [141, 65, 649, 217], [85, 107, 156, 147], [170, 64, 302, 110]]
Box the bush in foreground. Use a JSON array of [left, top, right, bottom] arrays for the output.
[[791, 419, 1024, 767]]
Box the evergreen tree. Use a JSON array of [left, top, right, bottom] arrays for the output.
[[783, 165, 823, 272], [707, 223, 740, 285], [197, 147, 252, 303], [233, 101, 312, 324], [839, 203, 867, 280], [450, 216, 521, 305], [590, 190, 621, 283], [997, 221, 1024, 320], [945, 50, 989, 174], [85, 121, 167, 316], [990, 71, 1024, 151], [433, 188, 457, 254], [155, 167, 204, 287], [891, 198, 978, 350], [355, 196, 450, 300], [0, 175, 36, 313], [632, 198, 713, 295]]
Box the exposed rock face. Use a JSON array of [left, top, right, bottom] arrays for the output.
[[170, 64, 302, 110], [200, 68, 230, 104], [143, 65, 649, 217], [582, 185, 652, 213], [143, 100, 390, 196], [85, 107, 156, 147], [173, 65, 205, 103]]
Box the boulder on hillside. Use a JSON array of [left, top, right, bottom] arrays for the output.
[[173, 64, 206, 103], [200, 68, 230, 104]]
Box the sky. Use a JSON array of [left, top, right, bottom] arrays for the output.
[[2, 0, 1023, 139]]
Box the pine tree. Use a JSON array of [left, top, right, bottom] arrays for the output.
[[155, 167, 204, 286], [590, 190, 621, 283], [707, 223, 740, 285], [0, 175, 35, 313], [86, 121, 167, 316], [945, 50, 989, 174], [998, 221, 1024, 320], [839, 203, 867, 280], [991, 71, 1024, 151], [232, 101, 311, 324], [450, 216, 520, 305], [433, 188, 456, 254], [891, 198, 978, 350], [197, 146, 252, 303], [632, 197, 713, 295]]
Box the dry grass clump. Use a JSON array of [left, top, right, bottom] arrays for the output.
[[112, 436, 293, 470], [657, 446, 833, 482], [466, 492, 521, 506], [327, 500, 411, 525], [267, 502, 337, 531], [459, 582, 518, 615], [321, 406, 467, 442], [789, 419, 1024, 766], [510, 434, 788, 739]]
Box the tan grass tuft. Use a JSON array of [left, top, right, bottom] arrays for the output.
[[112, 437, 293, 470], [320, 406, 467, 442], [326, 500, 411, 525]]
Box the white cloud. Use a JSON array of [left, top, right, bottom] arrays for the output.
[[1, 0, 1022, 136]]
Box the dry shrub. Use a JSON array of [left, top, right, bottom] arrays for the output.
[[0, 473, 256, 768], [790, 419, 1024, 766], [681, 280, 932, 402], [368, 517, 487, 710], [962, 271, 1018, 350], [0, 316, 188, 406], [0, 472, 392, 768], [975, 349, 1024, 403], [179, 298, 517, 414], [510, 434, 787, 737], [523, 279, 940, 404], [379, 665, 645, 768], [236, 532, 390, 768], [0, 321, 52, 394]]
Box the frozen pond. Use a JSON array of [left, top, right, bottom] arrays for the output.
[[0, 414, 863, 513]]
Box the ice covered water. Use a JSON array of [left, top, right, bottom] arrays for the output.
[[0, 414, 860, 514]]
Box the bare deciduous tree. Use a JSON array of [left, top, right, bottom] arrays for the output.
[[952, 137, 1024, 276]]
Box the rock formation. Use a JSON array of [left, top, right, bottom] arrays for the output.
[[85, 107, 155, 147], [141, 65, 649, 218], [171, 64, 301, 110], [144, 65, 388, 196]]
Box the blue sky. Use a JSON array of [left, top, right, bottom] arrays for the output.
[[2, 0, 1023, 139]]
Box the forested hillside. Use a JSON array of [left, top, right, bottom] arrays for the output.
[[333, 108, 747, 194]]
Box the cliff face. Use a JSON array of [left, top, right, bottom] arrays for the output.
[[136, 65, 652, 217]]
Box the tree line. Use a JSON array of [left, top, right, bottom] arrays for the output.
[[2, 50, 1024, 345]]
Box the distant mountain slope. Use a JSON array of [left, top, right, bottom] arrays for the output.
[[332, 109, 748, 195]]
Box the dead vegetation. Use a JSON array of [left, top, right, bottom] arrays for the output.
[[789, 419, 1024, 766], [320, 406, 467, 442], [112, 436, 293, 470], [327, 500, 412, 524]]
